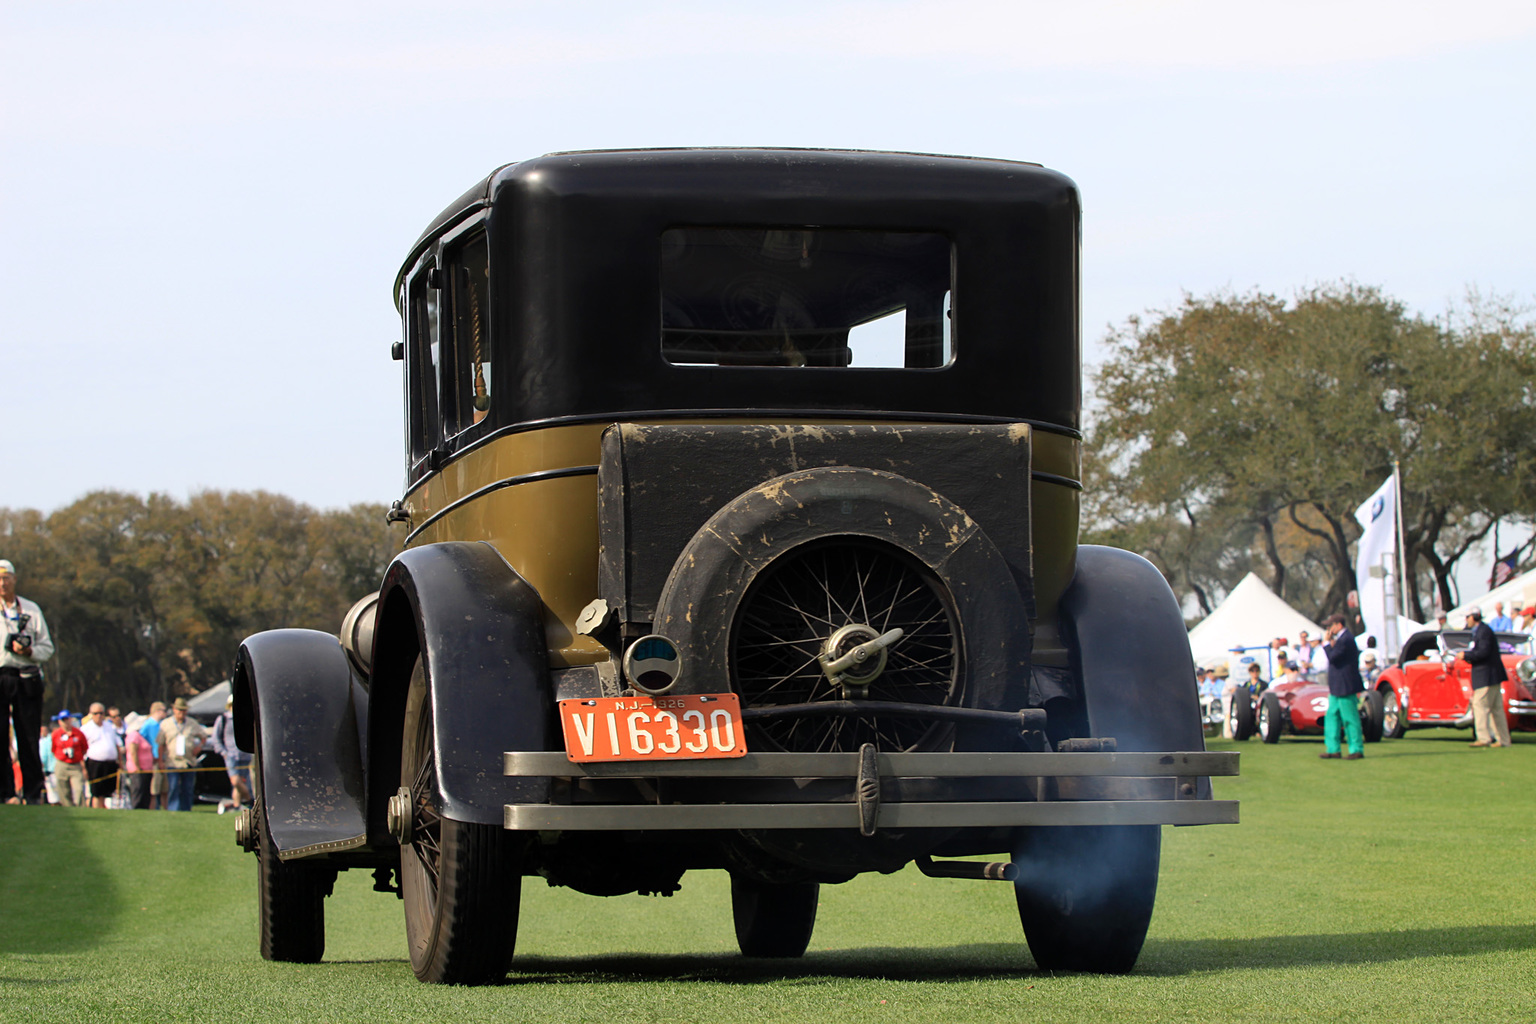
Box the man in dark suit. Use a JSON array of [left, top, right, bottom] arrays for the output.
[[1320, 613, 1365, 760], [1465, 609, 1511, 748]]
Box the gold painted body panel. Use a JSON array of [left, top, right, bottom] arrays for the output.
[[402, 420, 1080, 668]]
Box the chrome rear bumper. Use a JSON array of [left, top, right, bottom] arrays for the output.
[[502, 749, 1239, 832]]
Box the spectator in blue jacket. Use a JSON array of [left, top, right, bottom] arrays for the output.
[[1321, 613, 1365, 760]]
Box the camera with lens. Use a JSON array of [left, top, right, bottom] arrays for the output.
[[8, 613, 32, 654]]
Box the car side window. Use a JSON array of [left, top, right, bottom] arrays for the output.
[[405, 260, 442, 467], [440, 231, 492, 436]]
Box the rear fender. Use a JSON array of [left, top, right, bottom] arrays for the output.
[[365, 541, 551, 835], [231, 629, 368, 858], [1061, 545, 1210, 796]]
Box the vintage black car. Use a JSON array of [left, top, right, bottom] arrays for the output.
[[231, 148, 1237, 984]]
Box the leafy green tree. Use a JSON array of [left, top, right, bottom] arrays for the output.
[[1086, 284, 1536, 622], [0, 491, 401, 713]]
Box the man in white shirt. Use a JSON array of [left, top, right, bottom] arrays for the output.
[[1294, 631, 1327, 679], [80, 702, 122, 809], [0, 559, 55, 805]]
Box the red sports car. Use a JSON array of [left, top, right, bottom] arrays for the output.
[[1372, 630, 1536, 737]]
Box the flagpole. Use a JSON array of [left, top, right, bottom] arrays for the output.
[[1393, 459, 1408, 621]]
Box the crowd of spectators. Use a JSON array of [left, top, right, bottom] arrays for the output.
[[9, 693, 252, 813]]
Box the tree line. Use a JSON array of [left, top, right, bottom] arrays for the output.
[[1084, 283, 1536, 624], [0, 491, 402, 715]]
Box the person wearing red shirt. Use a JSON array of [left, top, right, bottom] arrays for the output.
[[50, 711, 87, 807]]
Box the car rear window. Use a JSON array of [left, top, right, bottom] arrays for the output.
[[660, 227, 953, 369]]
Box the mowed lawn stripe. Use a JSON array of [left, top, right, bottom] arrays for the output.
[[2, 730, 1533, 1023]]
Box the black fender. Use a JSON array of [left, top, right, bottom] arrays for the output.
[[366, 541, 551, 835], [232, 629, 369, 858], [1061, 546, 1207, 763]]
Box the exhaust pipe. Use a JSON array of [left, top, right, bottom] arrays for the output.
[[915, 855, 1017, 882]]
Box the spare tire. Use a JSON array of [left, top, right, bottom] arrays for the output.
[[652, 466, 1030, 753]]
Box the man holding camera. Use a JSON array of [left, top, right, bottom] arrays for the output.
[[0, 559, 56, 805]]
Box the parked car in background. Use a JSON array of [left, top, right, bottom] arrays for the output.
[[1233, 630, 1536, 743], [1373, 630, 1536, 736]]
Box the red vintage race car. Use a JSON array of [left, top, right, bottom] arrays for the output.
[[1228, 676, 1389, 745], [1372, 630, 1536, 736]]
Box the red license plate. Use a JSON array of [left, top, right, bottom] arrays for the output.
[[558, 693, 748, 763]]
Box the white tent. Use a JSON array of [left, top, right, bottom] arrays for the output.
[[1187, 572, 1324, 670], [185, 680, 231, 723], [1446, 565, 1536, 629]]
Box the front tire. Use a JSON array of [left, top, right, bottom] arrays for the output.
[[731, 874, 819, 957], [1014, 825, 1160, 973], [1380, 686, 1405, 739], [1258, 692, 1283, 744], [1229, 692, 1256, 740], [400, 659, 525, 985]]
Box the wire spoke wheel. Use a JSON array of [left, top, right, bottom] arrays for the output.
[[732, 539, 960, 752], [401, 662, 442, 917]]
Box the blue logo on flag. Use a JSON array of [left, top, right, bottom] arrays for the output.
[[1370, 496, 1385, 523]]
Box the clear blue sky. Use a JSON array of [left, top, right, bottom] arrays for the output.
[[4, 2, 1533, 524]]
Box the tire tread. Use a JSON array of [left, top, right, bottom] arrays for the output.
[[256, 794, 327, 963]]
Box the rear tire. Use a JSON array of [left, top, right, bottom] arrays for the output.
[[1014, 825, 1160, 973], [731, 874, 819, 957], [400, 658, 525, 985], [1361, 690, 1385, 744], [253, 756, 329, 963]]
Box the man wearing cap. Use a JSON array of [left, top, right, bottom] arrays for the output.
[[1321, 614, 1366, 759], [49, 711, 88, 806], [1465, 609, 1512, 749], [158, 697, 208, 811], [0, 560, 55, 805]]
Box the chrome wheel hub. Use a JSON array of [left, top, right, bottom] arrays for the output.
[[387, 786, 413, 844], [820, 623, 899, 698], [233, 808, 256, 852]]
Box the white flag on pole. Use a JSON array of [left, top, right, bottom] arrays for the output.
[[1354, 476, 1397, 651]]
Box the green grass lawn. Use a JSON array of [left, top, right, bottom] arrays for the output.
[[3, 730, 1534, 1023]]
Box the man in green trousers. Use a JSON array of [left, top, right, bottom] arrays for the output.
[[1320, 613, 1365, 760]]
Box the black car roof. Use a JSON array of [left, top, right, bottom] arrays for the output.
[[397, 148, 1083, 460]]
